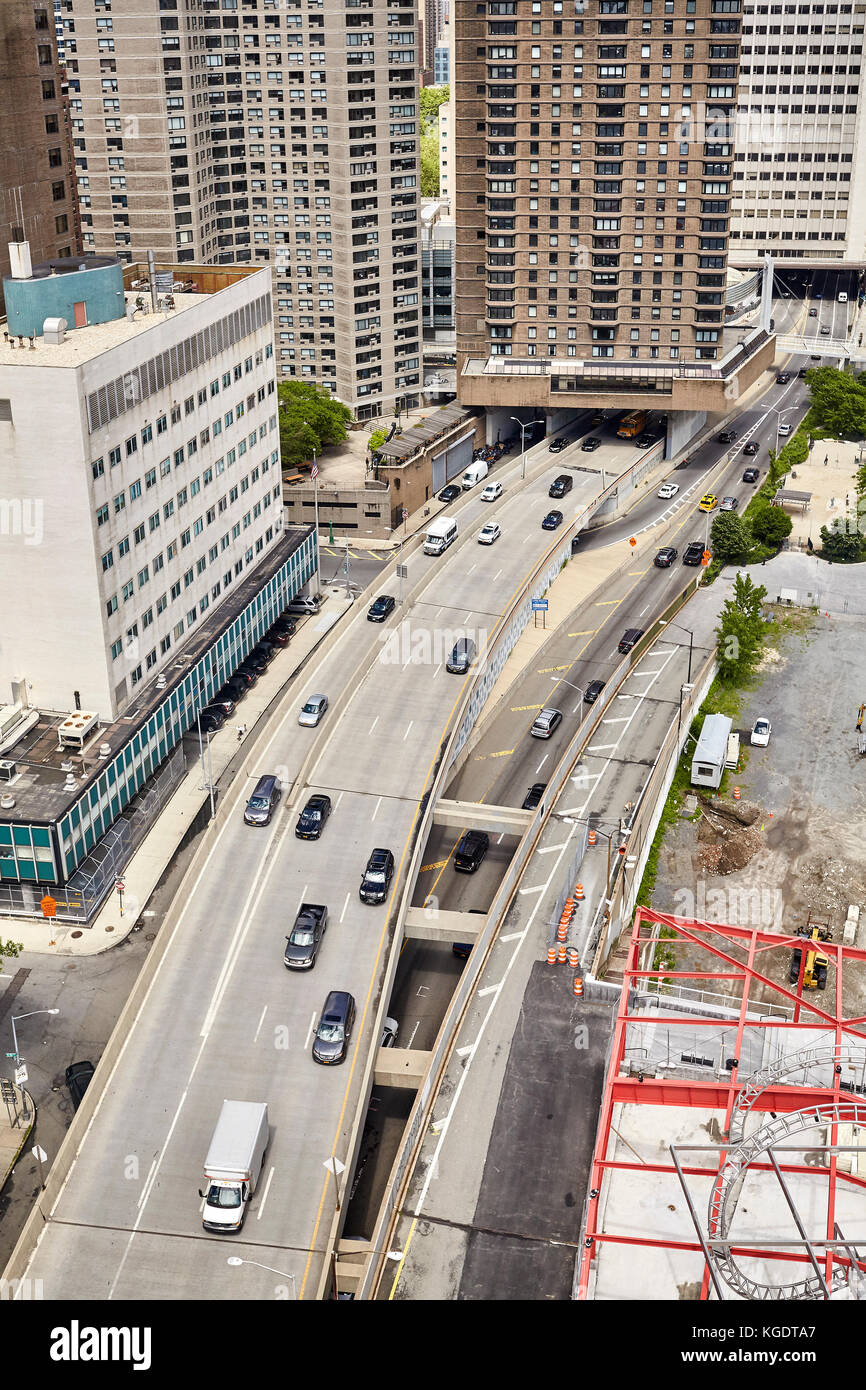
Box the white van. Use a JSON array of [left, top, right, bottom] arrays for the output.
[[424, 516, 458, 555], [839, 292, 848, 303], [461, 460, 489, 490]]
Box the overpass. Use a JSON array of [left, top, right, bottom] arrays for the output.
[[774, 333, 865, 363]]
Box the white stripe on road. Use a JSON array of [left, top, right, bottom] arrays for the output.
[[304, 1011, 317, 1051], [340, 892, 351, 923], [253, 1006, 268, 1044], [371, 796, 382, 821], [256, 1165, 276, 1221], [403, 720, 413, 741], [369, 715, 379, 735]]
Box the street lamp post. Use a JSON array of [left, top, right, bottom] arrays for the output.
[[676, 682, 694, 749], [10, 1009, 60, 1068], [511, 416, 529, 481], [771, 405, 799, 462], [550, 674, 585, 711], [226, 1256, 296, 1298], [659, 619, 695, 683]]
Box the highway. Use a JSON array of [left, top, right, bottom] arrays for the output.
[[11, 431, 614, 1301]]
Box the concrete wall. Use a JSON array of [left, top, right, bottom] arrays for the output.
[[284, 483, 392, 540]]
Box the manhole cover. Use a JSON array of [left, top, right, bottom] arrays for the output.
[[145, 933, 156, 942], [70, 930, 83, 939], [105, 924, 114, 933]]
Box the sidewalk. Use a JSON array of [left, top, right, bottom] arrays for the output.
[[3, 591, 354, 957], [0, 1086, 34, 1191]]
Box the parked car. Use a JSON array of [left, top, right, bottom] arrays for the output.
[[654, 546, 678, 568], [452, 942, 472, 960], [682, 541, 705, 566], [618, 628, 645, 654], [218, 680, 246, 705], [240, 650, 268, 674], [287, 593, 323, 616], [367, 594, 396, 623], [808, 307, 818, 317], [209, 695, 235, 718], [253, 640, 276, 663], [698, 493, 718, 513], [742, 468, 760, 483], [295, 793, 332, 841], [549, 474, 573, 499], [478, 521, 501, 545], [530, 707, 562, 739], [584, 679, 606, 704], [657, 481, 679, 499], [581, 436, 602, 452], [720, 496, 739, 511], [743, 441, 759, 456], [438, 483, 462, 504], [776, 372, 791, 385], [298, 692, 328, 727], [446, 637, 476, 674], [198, 708, 226, 734], [233, 665, 258, 686], [542, 509, 564, 530], [271, 617, 297, 639], [265, 627, 291, 647], [65, 1060, 95, 1111], [380, 1017, 399, 1048], [820, 326, 831, 336], [359, 847, 395, 904], [522, 782, 548, 810], [284, 904, 328, 970], [480, 481, 502, 502], [751, 717, 772, 747], [454, 830, 489, 873], [312, 991, 356, 1066], [548, 436, 567, 453]]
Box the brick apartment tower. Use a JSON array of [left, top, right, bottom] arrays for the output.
[[0, 0, 79, 303], [454, 0, 766, 413], [61, 0, 421, 419]]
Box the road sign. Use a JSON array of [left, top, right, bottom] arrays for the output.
[[401, 507, 408, 521], [14, 1065, 28, 1087], [531, 598, 549, 612], [40, 894, 57, 919], [115, 879, 125, 893], [702, 550, 712, 565], [396, 563, 408, 578], [628, 536, 637, 547]]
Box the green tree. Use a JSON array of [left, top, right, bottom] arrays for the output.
[[806, 367, 866, 438], [710, 511, 750, 565], [819, 518, 866, 562], [368, 427, 388, 454], [419, 84, 449, 129], [0, 939, 22, 961], [751, 504, 792, 549], [420, 125, 439, 196], [715, 573, 768, 683], [277, 381, 352, 472]]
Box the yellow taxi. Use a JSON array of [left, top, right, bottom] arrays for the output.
[[698, 493, 718, 513]]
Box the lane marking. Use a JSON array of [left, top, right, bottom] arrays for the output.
[[420, 860, 447, 872], [368, 715, 379, 735], [518, 884, 544, 895], [371, 796, 382, 821], [535, 753, 550, 773], [403, 720, 414, 741], [510, 703, 542, 712], [304, 1012, 317, 1051], [499, 930, 526, 943], [256, 1165, 276, 1221], [478, 984, 501, 998], [538, 665, 571, 673], [340, 892, 351, 923], [587, 742, 617, 752], [253, 1006, 268, 1044], [537, 842, 569, 854], [408, 1021, 420, 1049]]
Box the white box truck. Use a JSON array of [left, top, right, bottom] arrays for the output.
[[199, 1100, 269, 1233], [423, 516, 458, 555]]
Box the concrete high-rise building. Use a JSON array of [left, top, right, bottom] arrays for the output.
[[62, 0, 422, 420], [730, 0, 866, 266], [454, 0, 774, 423], [0, 0, 79, 299]]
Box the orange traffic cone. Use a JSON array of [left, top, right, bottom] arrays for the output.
[[575, 882, 585, 901], [557, 921, 569, 942], [733, 786, 741, 801], [568, 947, 579, 969], [557, 942, 567, 965], [547, 945, 558, 966], [588, 829, 597, 846], [573, 974, 584, 998]]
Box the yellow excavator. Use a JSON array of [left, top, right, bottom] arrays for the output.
[[789, 917, 832, 991]]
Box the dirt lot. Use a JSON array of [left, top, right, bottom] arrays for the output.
[[648, 607, 866, 1016]]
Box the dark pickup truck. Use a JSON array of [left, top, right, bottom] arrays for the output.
[[284, 903, 328, 971]]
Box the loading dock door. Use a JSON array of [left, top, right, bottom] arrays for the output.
[[432, 431, 474, 491]]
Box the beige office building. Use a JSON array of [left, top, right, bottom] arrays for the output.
[[454, 0, 774, 418], [59, 0, 422, 419]]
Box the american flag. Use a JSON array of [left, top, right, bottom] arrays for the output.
[[310, 460, 319, 479]]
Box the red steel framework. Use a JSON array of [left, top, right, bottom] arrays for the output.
[[577, 907, 866, 1300]]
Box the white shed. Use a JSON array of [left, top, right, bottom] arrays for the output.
[[691, 713, 733, 789]]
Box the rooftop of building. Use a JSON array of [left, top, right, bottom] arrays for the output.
[[0, 524, 311, 826], [0, 259, 268, 371]]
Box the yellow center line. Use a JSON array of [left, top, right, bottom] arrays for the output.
[[488, 747, 514, 757], [567, 629, 596, 637], [420, 860, 447, 872], [594, 598, 622, 607], [537, 664, 571, 673], [627, 568, 649, 576]]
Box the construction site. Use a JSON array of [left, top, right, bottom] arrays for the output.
[[579, 906, 866, 1301]]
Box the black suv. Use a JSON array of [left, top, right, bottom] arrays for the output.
[[454, 831, 489, 873], [654, 546, 678, 568], [359, 848, 395, 904], [549, 474, 573, 499], [522, 782, 548, 810], [584, 679, 606, 704], [438, 483, 461, 503], [717, 430, 737, 445], [295, 793, 332, 840], [775, 372, 791, 385], [367, 594, 396, 623], [618, 628, 644, 654], [65, 1060, 95, 1110], [682, 541, 705, 566]]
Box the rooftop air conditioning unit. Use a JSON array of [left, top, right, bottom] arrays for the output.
[[0, 760, 17, 782]]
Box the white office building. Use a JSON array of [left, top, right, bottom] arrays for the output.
[[731, 0, 866, 263]]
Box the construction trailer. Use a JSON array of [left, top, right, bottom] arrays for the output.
[[690, 713, 733, 789]]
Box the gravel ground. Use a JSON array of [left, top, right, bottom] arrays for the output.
[[649, 608, 866, 1015]]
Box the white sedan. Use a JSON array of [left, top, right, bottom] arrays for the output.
[[478, 521, 501, 545], [751, 717, 772, 747], [480, 481, 502, 502], [657, 481, 680, 499]]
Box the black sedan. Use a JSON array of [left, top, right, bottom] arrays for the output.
[[654, 546, 678, 568], [367, 594, 397, 622], [584, 679, 606, 704], [548, 436, 567, 453], [743, 440, 759, 456], [581, 436, 602, 452], [542, 509, 564, 530], [522, 782, 548, 810], [295, 793, 332, 841], [284, 909, 327, 970], [742, 467, 760, 483], [438, 484, 462, 503]]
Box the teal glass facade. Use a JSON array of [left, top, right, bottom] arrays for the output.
[[0, 532, 316, 886]]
